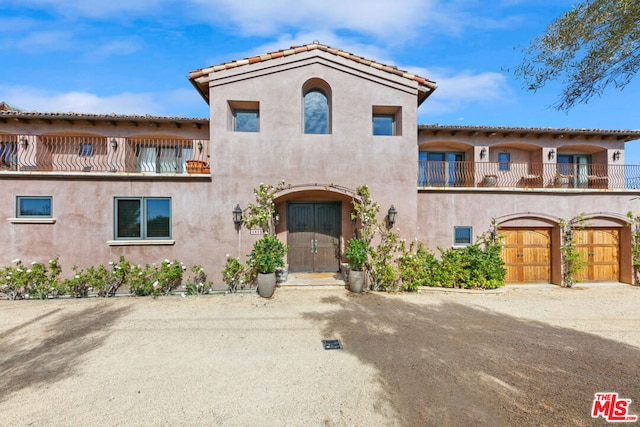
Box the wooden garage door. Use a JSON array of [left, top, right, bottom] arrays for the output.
[[574, 229, 619, 282], [501, 229, 551, 283]]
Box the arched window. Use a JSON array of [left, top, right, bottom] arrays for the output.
[[304, 88, 328, 134]]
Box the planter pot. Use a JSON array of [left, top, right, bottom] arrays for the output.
[[186, 160, 206, 174], [257, 272, 276, 298], [555, 176, 571, 188], [348, 270, 365, 293], [275, 265, 288, 283], [482, 176, 497, 187]]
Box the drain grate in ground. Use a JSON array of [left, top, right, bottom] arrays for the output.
[[322, 339, 343, 350]]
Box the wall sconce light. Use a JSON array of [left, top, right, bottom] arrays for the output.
[[273, 211, 280, 226], [233, 204, 243, 229], [387, 205, 397, 228], [565, 228, 573, 242], [197, 141, 203, 153], [480, 147, 487, 159], [613, 150, 621, 161], [20, 137, 28, 148], [110, 139, 118, 150], [548, 149, 555, 160]]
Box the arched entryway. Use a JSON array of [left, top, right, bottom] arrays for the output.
[[273, 184, 358, 273]]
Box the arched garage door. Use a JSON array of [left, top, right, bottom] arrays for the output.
[[501, 229, 551, 283], [574, 228, 619, 282]]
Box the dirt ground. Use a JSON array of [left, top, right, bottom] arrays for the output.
[[1, 284, 639, 426]]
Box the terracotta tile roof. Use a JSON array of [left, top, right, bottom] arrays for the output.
[[418, 124, 640, 141], [0, 110, 208, 122], [189, 41, 436, 91]]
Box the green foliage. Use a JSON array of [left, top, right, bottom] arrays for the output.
[[0, 258, 63, 300], [627, 211, 640, 283], [397, 241, 440, 291], [345, 237, 368, 271], [249, 235, 288, 274], [128, 259, 185, 297], [242, 182, 285, 235], [222, 256, 244, 292], [559, 215, 589, 287], [368, 229, 401, 291], [511, 0, 640, 110], [350, 184, 380, 245], [184, 265, 212, 296], [435, 243, 505, 289]]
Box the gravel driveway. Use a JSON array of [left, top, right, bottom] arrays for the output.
[[1, 284, 639, 426]]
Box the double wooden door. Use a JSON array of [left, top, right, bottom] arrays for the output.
[[501, 229, 551, 283], [287, 203, 341, 272], [574, 229, 619, 282]]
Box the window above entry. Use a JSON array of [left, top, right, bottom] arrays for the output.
[[228, 100, 260, 132], [372, 106, 402, 136]]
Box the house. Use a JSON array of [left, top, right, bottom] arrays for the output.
[[2, 41, 640, 287]]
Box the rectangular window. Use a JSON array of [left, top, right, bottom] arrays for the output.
[[1, 141, 17, 170], [79, 143, 94, 157], [17, 196, 52, 218], [373, 114, 395, 136], [454, 226, 472, 246], [498, 152, 510, 171], [228, 100, 260, 132], [372, 106, 401, 136], [114, 197, 171, 240], [234, 109, 260, 132]]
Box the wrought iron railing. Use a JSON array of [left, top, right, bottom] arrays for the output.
[[0, 136, 209, 174], [418, 161, 640, 190]]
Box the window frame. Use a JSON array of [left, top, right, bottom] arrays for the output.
[[228, 100, 260, 133], [114, 197, 172, 240], [372, 106, 402, 136], [16, 196, 53, 218], [453, 226, 472, 246], [498, 152, 510, 171]]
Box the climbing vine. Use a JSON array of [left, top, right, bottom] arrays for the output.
[[559, 214, 588, 287]]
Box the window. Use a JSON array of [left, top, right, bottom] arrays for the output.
[[498, 153, 510, 171], [234, 109, 259, 132], [454, 226, 472, 246], [115, 197, 171, 240], [79, 143, 94, 157], [229, 101, 260, 132], [17, 196, 52, 218], [372, 106, 401, 136], [135, 143, 191, 173], [304, 89, 329, 134], [0, 141, 17, 170], [373, 114, 395, 136]]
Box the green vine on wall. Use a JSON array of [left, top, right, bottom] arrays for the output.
[[626, 211, 640, 284], [242, 181, 285, 236], [559, 214, 588, 288]]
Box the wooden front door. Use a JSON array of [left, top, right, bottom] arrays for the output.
[[287, 203, 341, 272], [574, 229, 619, 282], [501, 229, 551, 283]]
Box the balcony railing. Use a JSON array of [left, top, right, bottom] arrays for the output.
[[418, 161, 640, 190], [0, 136, 209, 174]]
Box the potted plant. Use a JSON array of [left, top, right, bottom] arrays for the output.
[[482, 174, 498, 186], [555, 174, 572, 188], [249, 235, 288, 298], [345, 237, 368, 293]]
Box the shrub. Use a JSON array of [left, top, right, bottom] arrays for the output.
[[184, 265, 212, 295], [0, 258, 63, 300], [345, 237, 368, 271], [249, 235, 288, 274], [129, 260, 185, 296], [398, 241, 440, 291], [222, 256, 244, 292]]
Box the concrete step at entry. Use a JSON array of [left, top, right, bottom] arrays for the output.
[[279, 272, 347, 289]]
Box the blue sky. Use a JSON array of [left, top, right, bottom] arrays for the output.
[[2, 0, 639, 159]]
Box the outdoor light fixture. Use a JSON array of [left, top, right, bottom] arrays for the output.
[[387, 205, 397, 228], [490, 228, 498, 242], [20, 137, 28, 148], [613, 150, 621, 161], [480, 147, 487, 159], [197, 141, 203, 153], [273, 210, 280, 226], [548, 149, 555, 160], [233, 204, 242, 229], [565, 228, 573, 242], [110, 139, 118, 150]]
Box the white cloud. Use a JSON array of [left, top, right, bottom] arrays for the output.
[[0, 85, 207, 117]]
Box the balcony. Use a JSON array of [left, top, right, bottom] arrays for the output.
[[0, 136, 209, 175], [418, 160, 640, 190]]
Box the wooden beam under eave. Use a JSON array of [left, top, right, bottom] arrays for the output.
[[63, 119, 74, 126], [18, 118, 31, 124], [149, 121, 160, 128], [129, 121, 139, 127], [39, 118, 52, 125], [109, 120, 118, 126], [193, 123, 202, 129], [173, 122, 182, 128], [86, 120, 97, 126]]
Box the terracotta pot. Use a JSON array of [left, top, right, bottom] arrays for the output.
[[257, 272, 276, 298]]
